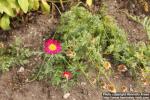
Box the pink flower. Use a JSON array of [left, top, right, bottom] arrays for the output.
[[63, 71, 72, 80], [44, 39, 62, 54]]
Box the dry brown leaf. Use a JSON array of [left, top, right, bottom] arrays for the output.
[[141, 78, 148, 86], [117, 64, 128, 72], [66, 49, 76, 58], [101, 82, 107, 89], [107, 84, 116, 93]]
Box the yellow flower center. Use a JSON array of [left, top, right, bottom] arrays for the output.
[[48, 44, 57, 51]]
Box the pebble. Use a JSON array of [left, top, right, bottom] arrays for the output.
[[17, 67, 25, 73], [63, 93, 70, 99], [72, 98, 76, 100], [81, 82, 86, 86]]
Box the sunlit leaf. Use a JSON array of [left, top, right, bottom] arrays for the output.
[[17, 0, 29, 13], [0, 15, 10, 30], [86, 0, 92, 6], [7, 0, 18, 9], [33, 0, 40, 10], [28, 0, 34, 10], [0, 0, 15, 16], [41, 0, 50, 14]]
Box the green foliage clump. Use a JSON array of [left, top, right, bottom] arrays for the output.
[[58, 7, 104, 65], [113, 42, 150, 75], [0, 38, 33, 72], [57, 6, 129, 67], [0, 56, 14, 72], [36, 6, 128, 87], [35, 6, 150, 88], [34, 53, 79, 88]]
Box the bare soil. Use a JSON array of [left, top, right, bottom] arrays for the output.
[[106, 0, 149, 43], [0, 0, 149, 100]]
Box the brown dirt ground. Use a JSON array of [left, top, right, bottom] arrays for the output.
[[106, 0, 149, 43], [0, 1, 150, 100]]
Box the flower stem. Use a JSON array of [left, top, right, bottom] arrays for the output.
[[28, 55, 51, 82]]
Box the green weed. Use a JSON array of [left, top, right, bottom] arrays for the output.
[[0, 37, 34, 72]]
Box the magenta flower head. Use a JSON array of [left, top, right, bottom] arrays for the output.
[[44, 39, 62, 55]]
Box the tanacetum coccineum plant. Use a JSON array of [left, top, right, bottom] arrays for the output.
[[33, 6, 150, 90], [34, 6, 128, 87]]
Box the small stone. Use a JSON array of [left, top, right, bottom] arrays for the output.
[[63, 93, 70, 99], [31, 94, 35, 97], [25, 78, 29, 82], [17, 67, 25, 73], [81, 82, 86, 86], [129, 85, 134, 92], [51, 95, 56, 99], [0, 42, 4, 48], [113, 75, 119, 79], [72, 98, 76, 100]]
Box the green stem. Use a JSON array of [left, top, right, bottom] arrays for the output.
[[51, 3, 62, 15], [62, 57, 72, 66], [59, 0, 65, 10], [99, 69, 112, 84], [28, 55, 51, 82], [78, 64, 95, 87], [52, 32, 57, 39]]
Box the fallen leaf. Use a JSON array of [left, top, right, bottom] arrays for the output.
[[141, 78, 148, 86], [66, 49, 76, 58], [107, 84, 116, 93], [117, 64, 128, 72], [63, 93, 70, 99]]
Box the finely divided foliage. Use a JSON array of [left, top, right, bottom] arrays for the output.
[[36, 7, 149, 86], [56, 6, 149, 81], [0, 37, 34, 72], [30, 7, 150, 87]]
